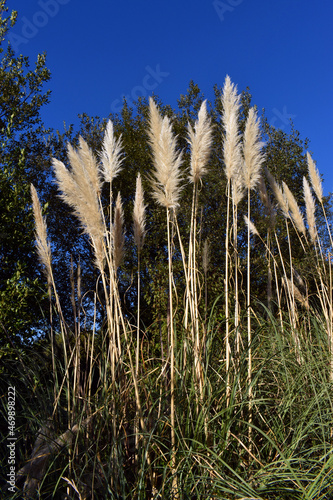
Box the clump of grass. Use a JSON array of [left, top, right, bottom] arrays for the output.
[[9, 78, 333, 500]]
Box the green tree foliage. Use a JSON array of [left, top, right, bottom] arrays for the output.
[[0, 1, 51, 347]]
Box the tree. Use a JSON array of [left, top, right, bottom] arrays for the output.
[[0, 1, 52, 347]]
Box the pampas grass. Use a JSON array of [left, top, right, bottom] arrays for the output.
[[307, 151, 323, 204], [18, 79, 333, 499], [265, 170, 305, 355], [148, 97, 183, 209], [187, 100, 212, 184], [30, 182, 73, 442], [52, 148, 105, 272], [185, 100, 213, 411], [242, 107, 265, 191], [221, 75, 242, 403], [133, 173, 146, 252], [30, 183, 57, 398], [242, 106, 265, 448], [266, 168, 290, 219], [244, 214, 259, 237], [133, 172, 146, 376], [221, 75, 242, 182], [99, 119, 123, 183], [113, 192, 125, 269], [307, 151, 333, 250], [303, 176, 318, 244], [30, 184, 52, 284], [148, 97, 183, 496], [282, 180, 306, 236], [133, 173, 146, 461]]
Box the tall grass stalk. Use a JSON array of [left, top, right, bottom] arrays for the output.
[[307, 151, 333, 249], [133, 173, 146, 467], [31, 184, 71, 421], [187, 100, 212, 406], [148, 97, 183, 496], [241, 106, 264, 447], [221, 75, 242, 404], [232, 171, 244, 363], [133, 173, 146, 378]]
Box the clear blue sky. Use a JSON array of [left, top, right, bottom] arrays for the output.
[[5, 0, 333, 195]]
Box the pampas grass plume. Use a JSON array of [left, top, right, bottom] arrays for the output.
[[282, 181, 306, 235], [52, 154, 104, 243], [148, 98, 163, 155], [78, 137, 102, 195], [52, 143, 105, 271], [265, 169, 289, 219], [148, 97, 183, 209], [222, 75, 240, 126], [232, 169, 245, 205], [307, 152, 323, 204], [258, 176, 269, 208], [187, 100, 212, 183], [66, 138, 102, 196], [30, 184, 52, 283], [100, 119, 123, 183], [258, 176, 276, 226], [303, 177, 317, 243], [114, 192, 125, 269], [244, 215, 259, 237], [221, 75, 242, 181], [284, 276, 309, 310], [242, 107, 265, 191], [133, 173, 146, 251]]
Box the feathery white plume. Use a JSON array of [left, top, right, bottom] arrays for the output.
[[148, 97, 183, 209], [100, 120, 123, 183], [114, 192, 125, 269], [242, 107, 265, 191], [30, 184, 52, 283], [282, 181, 306, 235], [53, 141, 105, 271], [303, 177, 317, 243], [244, 215, 259, 236], [265, 169, 289, 219], [187, 100, 212, 183], [133, 173, 146, 251], [231, 167, 245, 205], [307, 151, 323, 204], [221, 75, 242, 181]]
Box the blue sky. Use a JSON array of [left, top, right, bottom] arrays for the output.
[[5, 0, 333, 195]]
